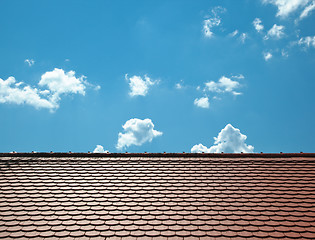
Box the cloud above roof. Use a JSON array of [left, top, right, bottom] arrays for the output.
[[39, 68, 86, 96], [191, 124, 254, 153], [126, 74, 158, 97], [0, 77, 56, 110], [116, 118, 162, 150], [93, 145, 109, 153], [0, 68, 99, 112]]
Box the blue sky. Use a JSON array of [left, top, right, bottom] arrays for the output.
[[0, 0, 314, 153]]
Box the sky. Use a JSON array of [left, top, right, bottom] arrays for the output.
[[0, 0, 315, 153]]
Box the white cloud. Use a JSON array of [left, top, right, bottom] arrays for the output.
[[203, 18, 221, 38], [298, 36, 315, 48], [25, 59, 35, 67], [228, 30, 247, 43], [263, 0, 311, 18], [203, 6, 226, 38], [281, 49, 289, 57], [205, 76, 241, 95], [253, 18, 264, 32], [300, 1, 315, 19], [239, 33, 247, 43], [191, 144, 211, 153], [0, 77, 56, 110], [229, 30, 239, 37], [191, 124, 254, 153], [265, 24, 285, 40], [232, 74, 245, 79], [264, 52, 273, 61], [116, 118, 162, 150], [93, 145, 109, 153], [0, 68, 97, 112], [175, 83, 183, 89], [39, 68, 86, 96], [194, 97, 210, 109], [175, 80, 185, 89], [126, 74, 158, 97]]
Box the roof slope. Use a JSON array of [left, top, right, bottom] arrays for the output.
[[0, 153, 315, 239]]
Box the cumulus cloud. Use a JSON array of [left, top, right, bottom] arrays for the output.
[[194, 97, 210, 109], [0, 77, 56, 110], [253, 18, 264, 32], [203, 6, 226, 38], [93, 145, 109, 153], [264, 52, 273, 61], [39, 68, 86, 96], [25, 59, 35, 67], [116, 118, 162, 150], [298, 36, 315, 48], [0, 68, 97, 112], [191, 124, 254, 153], [205, 76, 241, 96], [263, 0, 311, 18], [126, 74, 158, 97], [264, 24, 285, 40], [300, 1, 315, 19]]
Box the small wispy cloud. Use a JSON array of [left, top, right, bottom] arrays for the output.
[[253, 18, 264, 32], [24, 59, 35, 67], [229, 30, 239, 37], [175, 80, 185, 89], [298, 36, 315, 48], [264, 24, 285, 40], [203, 6, 226, 38], [300, 1, 315, 19], [228, 30, 247, 43], [264, 52, 273, 61], [239, 33, 247, 43]]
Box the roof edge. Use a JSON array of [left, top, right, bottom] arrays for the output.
[[0, 152, 314, 158]]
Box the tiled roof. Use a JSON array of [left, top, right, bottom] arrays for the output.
[[0, 152, 315, 239]]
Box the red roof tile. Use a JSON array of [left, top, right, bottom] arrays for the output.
[[0, 152, 315, 239]]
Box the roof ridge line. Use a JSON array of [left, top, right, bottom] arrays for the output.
[[0, 152, 315, 158]]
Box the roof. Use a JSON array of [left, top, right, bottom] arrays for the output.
[[0, 152, 315, 239]]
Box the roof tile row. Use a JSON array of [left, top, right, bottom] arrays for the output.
[[0, 153, 314, 239]]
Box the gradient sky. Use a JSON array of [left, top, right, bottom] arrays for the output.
[[0, 0, 314, 153]]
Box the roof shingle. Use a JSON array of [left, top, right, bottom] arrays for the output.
[[0, 152, 315, 239]]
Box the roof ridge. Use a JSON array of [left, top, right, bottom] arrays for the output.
[[0, 152, 315, 158]]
